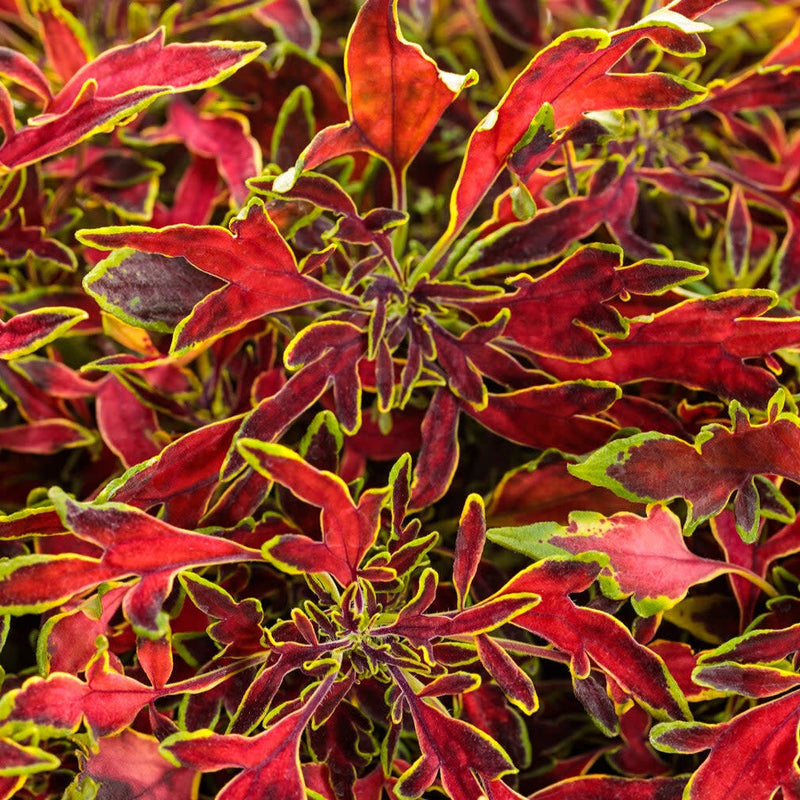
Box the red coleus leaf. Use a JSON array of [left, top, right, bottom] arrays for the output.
[[502, 560, 689, 721], [142, 97, 261, 206], [712, 510, 800, 625], [0, 211, 78, 269], [79, 198, 350, 353], [460, 244, 705, 360], [79, 729, 197, 800], [34, 0, 91, 83], [424, 10, 709, 265], [254, 0, 320, 52], [294, 0, 476, 200], [0, 736, 58, 777], [0, 47, 52, 105], [0, 419, 94, 454], [393, 676, 515, 800], [486, 457, 644, 527], [488, 504, 771, 615], [464, 380, 620, 454], [571, 394, 800, 541], [238, 439, 387, 586], [409, 387, 460, 509], [83, 250, 224, 333], [44, 146, 162, 220], [180, 572, 265, 656], [161, 671, 336, 800], [38, 584, 128, 674], [453, 493, 486, 609], [95, 373, 162, 468], [107, 414, 241, 527], [0, 306, 87, 359], [252, 171, 403, 262], [0, 29, 264, 169], [0, 647, 249, 738], [526, 775, 689, 799], [0, 488, 262, 634], [540, 290, 800, 408], [652, 688, 800, 800], [457, 160, 653, 276], [476, 633, 538, 714]]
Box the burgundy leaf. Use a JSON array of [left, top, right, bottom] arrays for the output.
[[79, 199, 350, 352], [2, 647, 248, 738], [108, 415, 241, 527], [502, 560, 689, 720], [162, 672, 336, 800], [540, 291, 800, 408], [96, 374, 161, 468], [394, 678, 515, 800], [409, 387, 460, 509], [142, 98, 261, 205], [80, 729, 197, 800], [453, 494, 487, 609], [571, 395, 800, 540], [463, 381, 620, 454], [527, 776, 688, 799], [460, 242, 706, 360], [0, 488, 262, 633], [424, 10, 709, 265], [476, 633, 538, 714]]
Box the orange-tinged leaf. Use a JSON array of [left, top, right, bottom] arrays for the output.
[[296, 0, 476, 196]]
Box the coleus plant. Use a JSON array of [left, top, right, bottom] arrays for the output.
[[1, 0, 800, 798]]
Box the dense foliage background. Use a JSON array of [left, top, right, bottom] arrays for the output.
[[1, 0, 800, 797]]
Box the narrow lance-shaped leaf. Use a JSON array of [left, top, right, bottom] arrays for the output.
[[476, 633, 538, 714], [0, 736, 59, 777], [488, 505, 773, 616], [526, 775, 689, 800], [570, 394, 800, 541], [106, 414, 242, 527], [0, 307, 87, 359], [409, 387, 460, 510], [453, 494, 486, 609]]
